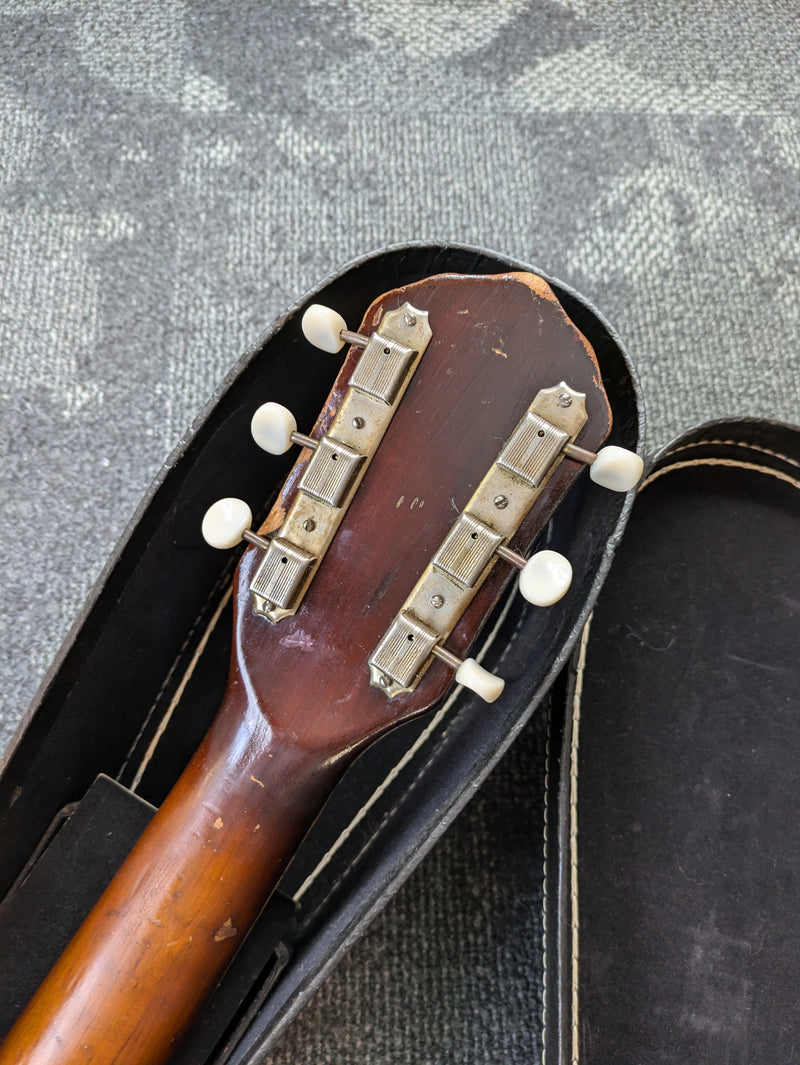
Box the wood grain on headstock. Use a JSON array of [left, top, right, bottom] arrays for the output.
[[0, 273, 610, 1065]]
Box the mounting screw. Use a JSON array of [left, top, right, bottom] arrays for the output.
[[403, 312, 417, 327], [557, 393, 573, 408], [430, 594, 445, 609], [302, 518, 316, 532], [352, 416, 365, 429], [379, 674, 392, 688], [494, 495, 508, 509]]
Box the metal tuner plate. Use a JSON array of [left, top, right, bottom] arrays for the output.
[[250, 303, 432, 623], [368, 382, 588, 697]]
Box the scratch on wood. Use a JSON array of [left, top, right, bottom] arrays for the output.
[[250, 774, 265, 787], [213, 917, 238, 942], [280, 629, 315, 652], [492, 347, 508, 358], [253, 823, 261, 832], [395, 495, 405, 508], [213, 817, 224, 830]]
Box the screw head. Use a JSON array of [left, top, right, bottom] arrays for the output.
[[302, 518, 316, 532], [379, 674, 392, 688], [557, 392, 573, 408], [352, 416, 365, 429], [494, 495, 509, 509], [430, 594, 445, 609], [403, 312, 417, 327]]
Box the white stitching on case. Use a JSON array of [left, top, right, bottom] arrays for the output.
[[642, 457, 800, 492], [129, 585, 234, 792], [292, 699, 453, 905], [569, 615, 593, 1065], [293, 588, 519, 928], [118, 553, 238, 786], [541, 697, 552, 1065], [664, 438, 800, 470]]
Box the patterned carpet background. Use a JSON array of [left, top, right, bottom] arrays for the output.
[[1, 2, 798, 1062]]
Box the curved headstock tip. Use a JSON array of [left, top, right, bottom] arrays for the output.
[[506, 268, 562, 303]]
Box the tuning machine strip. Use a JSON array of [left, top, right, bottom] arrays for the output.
[[202, 301, 433, 622], [369, 383, 643, 703]]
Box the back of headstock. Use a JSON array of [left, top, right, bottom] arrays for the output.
[[207, 271, 641, 756]]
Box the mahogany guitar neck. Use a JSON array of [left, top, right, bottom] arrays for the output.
[[0, 693, 345, 1065]]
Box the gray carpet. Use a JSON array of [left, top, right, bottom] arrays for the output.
[[1, 2, 798, 1062]]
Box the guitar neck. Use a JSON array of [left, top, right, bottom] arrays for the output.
[[0, 694, 344, 1065]]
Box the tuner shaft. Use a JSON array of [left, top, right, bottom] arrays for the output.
[[243, 529, 270, 550], [340, 328, 369, 349], [430, 644, 462, 671], [290, 431, 319, 451]]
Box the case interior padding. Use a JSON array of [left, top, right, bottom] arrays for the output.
[[544, 420, 799, 1064]]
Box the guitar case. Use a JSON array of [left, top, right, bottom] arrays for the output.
[[0, 243, 643, 1062], [543, 418, 800, 1063]]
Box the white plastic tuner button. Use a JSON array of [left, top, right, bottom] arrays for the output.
[[589, 446, 644, 493], [202, 498, 253, 549], [301, 304, 348, 354], [251, 402, 298, 455], [519, 550, 573, 607], [454, 658, 506, 704]]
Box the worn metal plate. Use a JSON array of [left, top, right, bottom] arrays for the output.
[[250, 302, 432, 622], [369, 382, 588, 697]]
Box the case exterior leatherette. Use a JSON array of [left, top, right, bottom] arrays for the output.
[[544, 418, 800, 1065]]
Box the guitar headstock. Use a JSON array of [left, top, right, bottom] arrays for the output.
[[203, 272, 642, 757]]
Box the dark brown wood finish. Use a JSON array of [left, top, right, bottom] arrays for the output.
[[0, 273, 611, 1065]]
